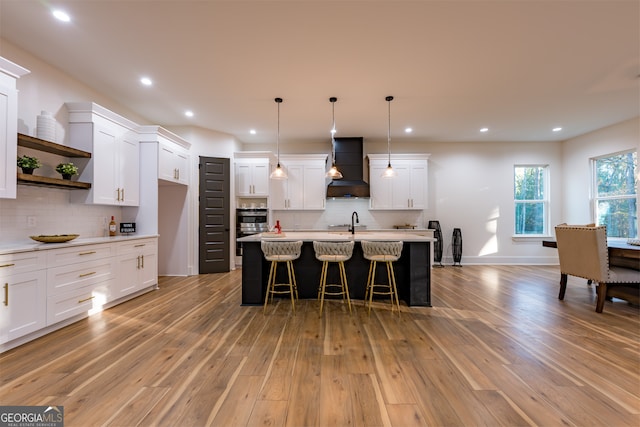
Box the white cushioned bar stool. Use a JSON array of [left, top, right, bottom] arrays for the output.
[[261, 240, 303, 314], [313, 240, 354, 315], [361, 240, 403, 314]]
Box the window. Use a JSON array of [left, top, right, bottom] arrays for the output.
[[592, 150, 638, 238], [514, 165, 548, 235]]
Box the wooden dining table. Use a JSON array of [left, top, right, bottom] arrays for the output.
[[542, 239, 640, 270]]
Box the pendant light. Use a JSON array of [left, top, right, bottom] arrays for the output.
[[381, 95, 397, 178], [269, 97, 288, 180], [325, 97, 343, 179]]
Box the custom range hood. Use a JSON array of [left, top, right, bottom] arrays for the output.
[[326, 137, 370, 198]]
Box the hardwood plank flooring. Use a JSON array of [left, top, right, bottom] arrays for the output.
[[1, 265, 639, 426]]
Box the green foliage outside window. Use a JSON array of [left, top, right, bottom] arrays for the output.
[[594, 151, 637, 238], [514, 166, 547, 235]]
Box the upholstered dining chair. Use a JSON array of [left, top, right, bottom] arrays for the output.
[[554, 224, 640, 313]]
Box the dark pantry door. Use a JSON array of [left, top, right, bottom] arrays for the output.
[[199, 156, 230, 273]]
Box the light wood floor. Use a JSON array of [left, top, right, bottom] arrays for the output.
[[1, 265, 639, 427]]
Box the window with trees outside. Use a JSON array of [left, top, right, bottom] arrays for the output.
[[514, 165, 548, 235], [592, 150, 638, 238]]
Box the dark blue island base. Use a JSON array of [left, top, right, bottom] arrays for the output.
[[240, 240, 432, 307]]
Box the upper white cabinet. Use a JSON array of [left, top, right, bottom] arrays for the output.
[[368, 154, 430, 210], [0, 57, 30, 199], [270, 154, 327, 210], [139, 125, 190, 186], [234, 152, 274, 197], [159, 143, 189, 185], [67, 102, 140, 206]]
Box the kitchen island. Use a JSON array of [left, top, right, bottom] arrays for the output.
[[237, 231, 435, 307]]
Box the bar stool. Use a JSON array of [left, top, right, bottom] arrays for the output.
[[261, 240, 303, 314], [313, 240, 354, 315], [361, 240, 403, 314]]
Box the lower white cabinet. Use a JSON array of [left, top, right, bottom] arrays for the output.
[[0, 236, 158, 349], [115, 238, 158, 298], [0, 269, 47, 344], [46, 257, 116, 325]]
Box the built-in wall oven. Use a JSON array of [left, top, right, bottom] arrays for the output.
[[236, 208, 268, 256]]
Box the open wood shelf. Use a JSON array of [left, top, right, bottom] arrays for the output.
[[17, 133, 91, 158], [17, 173, 91, 190]]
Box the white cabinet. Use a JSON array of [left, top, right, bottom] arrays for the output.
[[368, 154, 430, 210], [0, 251, 46, 344], [159, 143, 189, 185], [115, 238, 158, 299], [46, 243, 116, 325], [0, 236, 159, 351], [235, 159, 270, 196], [139, 125, 191, 186], [67, 102, 140, 206], [0, 57, 30, 199], [270, 154, 327, 210]]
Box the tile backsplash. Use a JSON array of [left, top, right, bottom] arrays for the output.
[[0, 186, 120, 243]]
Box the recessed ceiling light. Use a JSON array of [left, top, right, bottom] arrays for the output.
[[405, 127, 413, 133], [52, 10, 71, 22], [480, 127, 489, 133], [185, 110, 194, 118], [552, 127, 562, 132], [249, 129, 256, 135], [140, 77, 153, 86]]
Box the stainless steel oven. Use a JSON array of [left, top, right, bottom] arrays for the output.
[[236, 208, 268, 256]]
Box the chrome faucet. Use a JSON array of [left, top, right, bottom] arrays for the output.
[[349, 211, 359, 235]]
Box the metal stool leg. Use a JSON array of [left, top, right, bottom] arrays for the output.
[[338, 261, 352, 313], [367, 260, 377, 314], [264, 260, 277, 314], [319, 261, 328, 314], [286, 260, 296, 313], [386, 261, 401, 313]]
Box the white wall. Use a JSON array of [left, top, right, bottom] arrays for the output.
[[561, 117, 640, 227]]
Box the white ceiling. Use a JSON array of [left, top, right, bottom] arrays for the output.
[[1, 0, 638, 145]]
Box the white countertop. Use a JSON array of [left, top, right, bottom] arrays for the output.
[[238, 230, 435, 242], [0, 234, 159, 256]]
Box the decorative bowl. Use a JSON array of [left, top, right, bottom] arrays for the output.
[[30, 234, 79, 243]]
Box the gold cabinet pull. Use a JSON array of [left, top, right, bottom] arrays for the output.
[[79, 251, 96, 256], [134, 244, 145, 248], [3, 283, 7, 306], [0, 263, 15, 268], [79, 271, 96, 278], [136, 255, 140, 269], [141, 254, 144, 269], [121, 188, 125, 201], [78, 295, 95, 304]]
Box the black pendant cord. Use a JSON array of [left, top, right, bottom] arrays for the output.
[[386, 95, 393, 168], [275, 97, 282, 167]]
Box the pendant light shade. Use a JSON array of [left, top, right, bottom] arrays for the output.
[[326, 97, 343, 180], [270, 97, 288, 180], [381, 95, 397, 178]]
